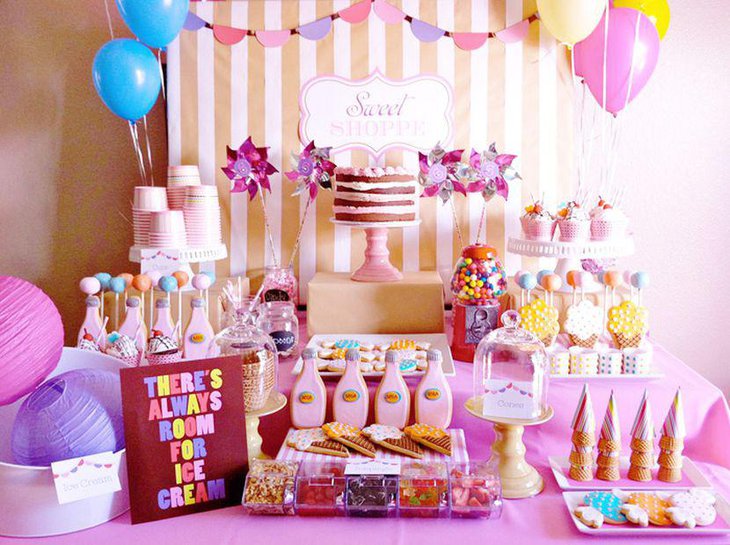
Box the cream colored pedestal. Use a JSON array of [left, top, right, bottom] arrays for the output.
[[306, 271, 445, 336], [465, 397, 554, 499]]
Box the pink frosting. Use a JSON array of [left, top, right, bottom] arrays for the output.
[[335, 166, 412, 177]]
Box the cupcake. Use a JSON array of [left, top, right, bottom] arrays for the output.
[[520, 200, 556, 241], [590, 200, 628, 240], [147, 330, 182, 366], [77, 329, 101, 352], [557, 201, 590, 242], [105, 331, 140, 366]]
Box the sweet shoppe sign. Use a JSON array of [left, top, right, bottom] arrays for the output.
[[120, 356, 248, 524]]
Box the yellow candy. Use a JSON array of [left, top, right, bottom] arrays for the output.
[[465, 258, 473, 265]]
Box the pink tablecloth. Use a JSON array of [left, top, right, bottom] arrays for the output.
[[3, 314, 729, 545]]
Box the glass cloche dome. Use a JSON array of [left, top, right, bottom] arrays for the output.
[[472, 310, 549, 421]]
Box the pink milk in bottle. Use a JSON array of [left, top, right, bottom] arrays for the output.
[[183, 297, 215, 360], [119, 296, 146, 353], [375, 350, 411, 429], [415, 349, 453, 428], [333, 349, 369, 429], [77, 295, 107, 349], [290, 347, 327, 429], [153, 298, 178, 343]]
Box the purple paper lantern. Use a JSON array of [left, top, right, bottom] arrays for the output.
[[0, 276, 64, 405], [11, 369, 125, 466]]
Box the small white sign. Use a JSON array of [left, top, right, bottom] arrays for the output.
[[51, 451, 122, 505], [140, 248, 181, 276], [300, 71, 454, 159], [481, 379, 536, 420], [345, 460, 402, 476]]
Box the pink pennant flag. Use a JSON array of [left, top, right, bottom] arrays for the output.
[[213, 24, 246, 45], [661, 388, 686, 439], [452, 32, 489, 51], [496, 19, 530, 44], [410, 18, 445, 43], [570, 384, 595, 433], [630, 390, 654, 441], [600, 391, 620, 443], [297, 17, 332, 41], [338, 0, 371, 24], [374, 0, 405, 24], [255, 29, 292, 48]]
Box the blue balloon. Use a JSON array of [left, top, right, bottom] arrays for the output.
[[158, 275, 178, 293], [109, 277, 126, 294], [631, 271, 650, 290], [116, 0, 190, 49], [518, 273, 537, 290], [92, 39, 161, 121], [94, 272, 112, 290], [201, 270, 216, 285], [536, 269, 552, 284]]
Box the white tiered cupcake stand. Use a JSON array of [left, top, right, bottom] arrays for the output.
[[507, 236, 635, 292]]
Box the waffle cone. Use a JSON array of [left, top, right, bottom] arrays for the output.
[[569, 334, 599, 348], [572, 431, 596, 448], [596, 453, 620, 468], [596, 465, 620, 481], [569, 464, 594, 481], [612, 332, 643, 350], [657, 466, 682, 483], [657, 451, 683, 469], [541, 335, 557, 347], [630, 438, 654, 452], [627, 465, 653, 482], [629, 451, 654, 467], [569, 450, 594, 466], [659, 436, 684, 451], [598, 439, 621, 452]]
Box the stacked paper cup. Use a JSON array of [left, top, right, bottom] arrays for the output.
[[183, 185, 222, 247], [148, 210, 187, 248], [133, 187, 168, 246], [167, 165, 201, 210]]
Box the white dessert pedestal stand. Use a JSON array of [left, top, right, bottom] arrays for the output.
[[507, 236, 634, 292], [465, 397, 554, 499], [330, 219, 421, 282], [245, 392, 287, 463], [128, 244, 228, 285]]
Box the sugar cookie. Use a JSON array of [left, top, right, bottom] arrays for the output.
[[574, 506, 604, 528], [670, 489, 717, 526], [620, 503, 649, 527], [583, 491, 627, 524], [626, 492, 672, 526], [665, 507, 697, 529]]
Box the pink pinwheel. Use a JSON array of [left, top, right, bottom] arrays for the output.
[[466, 143, 520, 201], [284, 141, 337, 200], [222, 136, 279, 199], [418, 144, 466, 203]]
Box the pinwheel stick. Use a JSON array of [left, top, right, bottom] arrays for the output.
[[449, 198, 465, 250], [288, 196, 312, 270], [258, 189, 280, 268], [475, 200, 487, 245]]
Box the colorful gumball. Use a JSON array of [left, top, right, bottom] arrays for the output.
[[132, 274, 152, 292], [79, 276, 101, 296], [192, 273, 212, 291], [94, 272, 112, 290], [536, 269, 552, 284], [172, 270, 189, 288]]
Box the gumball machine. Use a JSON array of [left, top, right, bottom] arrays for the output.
[[450, 244, 508, 361]]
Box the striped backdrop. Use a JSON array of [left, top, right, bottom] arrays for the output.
[[167, 0, 574, 303]]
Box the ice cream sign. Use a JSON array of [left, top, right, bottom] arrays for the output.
[[299, 71, 453, 158]]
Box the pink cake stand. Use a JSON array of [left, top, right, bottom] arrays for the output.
[[330, 219, 421, 282]]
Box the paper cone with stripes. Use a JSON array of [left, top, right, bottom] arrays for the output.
[[627, 390, 654, 482], [568, 384, 595, 481], [596, 391, 621, 481], [657, 388, 685, 483]]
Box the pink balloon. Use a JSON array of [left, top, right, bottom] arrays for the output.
[[574, 8, 660, 114]]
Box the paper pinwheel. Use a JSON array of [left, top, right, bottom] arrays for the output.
[[466, 143, 521, 201], [222, 136, 278, 199], [284, 141, 336, 199], [418, 144, 466, 203]]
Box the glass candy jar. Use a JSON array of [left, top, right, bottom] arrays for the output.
[[472, 310, 549, 421], [214, 309, 278, 412], [255, 301, 299, 358], [262, 265, 299, 307]]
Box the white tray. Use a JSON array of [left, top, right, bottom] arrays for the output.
[[550, 371, 664, 381], [549, 455, 712, 490], [563, 489, 730, 536], [292, 333, 455, 380]]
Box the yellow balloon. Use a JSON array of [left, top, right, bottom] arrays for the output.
[[537, 0, 606, 45], [614, 0, 670, 39]]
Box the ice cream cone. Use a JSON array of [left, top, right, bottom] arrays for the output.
[[657, 466, 682, 483], [596, 464, 620, 481], [569, 333, 599, 349], [569, 464, 594, 481], [627, 465, 652, 482], [569, 450, 594, 466]]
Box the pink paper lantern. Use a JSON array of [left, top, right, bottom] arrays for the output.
[[0, 276, 64, 405]]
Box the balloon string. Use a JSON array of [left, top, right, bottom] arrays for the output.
[[475, 200, 487, 245], [103, 0, 115, 40], [288, 196, 312, 270], [449, 198, 465, 250], [142, 115, 155, 186], [157, 49, 167, 101], [600, 0, 609, 191], [258, 189, 279, 268], [128, 121, 148, 185]]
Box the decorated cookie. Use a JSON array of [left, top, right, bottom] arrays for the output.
[[415, 342, 431, 351], [320, 340, 336, 349], [359, 362, 374, 373], [607, 301, 648, 349], [626, 492, 672, 526], [519, 298, 560, 345], [583, 491, 627, 524], [670, 489, 717, 526], [620, 503, 649, 527], [665, 507, 697, 529], [399, 360, 417, 373], [359, 342, 374, 352], [327, 360, 346, 373], [416, 360, 428, 371], [374, 361, 386, 372], [391, 339, 417, 351], [564, 300, 603, 348], [361, 352, 376, 363], [334, 339, 360, 350], [287, 428, 349, 457], [415, 350, 427, 360], [574, 505, 605, 528]]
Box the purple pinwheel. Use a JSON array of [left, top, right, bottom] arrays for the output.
[[222, 136, 279, 200], [466, 143, 521, 202], [284, 140, 336, 200], [418, 144, 466, 203]]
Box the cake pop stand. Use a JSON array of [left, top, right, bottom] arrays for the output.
[[245, 391, 287, 463], [507, 236, 634, 293], [330, 219, 421, 282], [465, 397, 554, 499], [128, 244, 227, 287]]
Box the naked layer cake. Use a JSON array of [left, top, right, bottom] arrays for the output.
[[333, 166, 417, 223]]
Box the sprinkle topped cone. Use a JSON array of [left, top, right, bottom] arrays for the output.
[[628, 390, 654, 482], [569, 384, 595, 481], [658, 388, 686, 482], [596, 391, 621, 481]]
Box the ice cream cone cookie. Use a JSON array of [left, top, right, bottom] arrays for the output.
[[574, 506, 605, 528], [657, 388, 686, 483], [362, 424, 423, 459], [628, 390, 654, 482], [626, 493, 672, 526], [670, 489, 717, 526], [322, 422, 377, 458], [583, 491, 627, 524], [607, 300, 648, 350], [404, 424, 452, 456], [564, 300, 603, 348], [596, 391, 621, 481], [287, 428, 350, 458], [569, 384, 596, 481], [519, 298, 560, 346], [620, 503, 649, 527]]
